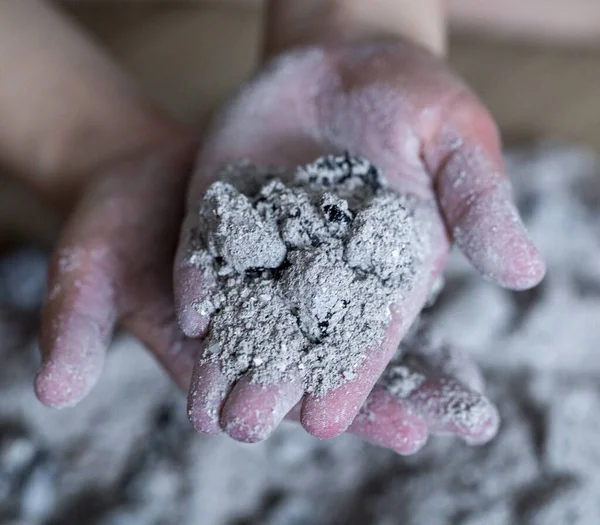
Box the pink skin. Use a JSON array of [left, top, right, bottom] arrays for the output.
[[348, 376, 499, 453], [175, 41, 544, 443], [221, 376, 305, 443], [405, 377, 499, 445], [348, 388, 429, 455], [187, 339, 498, 451], [188, 356, 232, 435], [299, 299, 430, 439], [345, 337, 500, 453]]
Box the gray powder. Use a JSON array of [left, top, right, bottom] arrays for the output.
[[189, 154, 427, 396], [379, 363, 426, 399], [377, 324, 496, 434]]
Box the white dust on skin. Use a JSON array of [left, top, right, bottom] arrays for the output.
[[36, 247, 112, 409], [187, 154, 428, 397]]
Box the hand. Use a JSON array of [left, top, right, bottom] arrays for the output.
[[175, 41, 542, 442], [35, 135, 498, 456]]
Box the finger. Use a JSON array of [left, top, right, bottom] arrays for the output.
[[286, 386, 428, 456], [299, 224, 445, 439], [427, 102, 545, 290], [221, 376, 304, 443], [37, 139, 197, 408], [406, 377, 500, 445], [187, 351, 231, 435], [348, 387, 428, 455], [174, 213, 214, 338], [36, 244, 116, 408], [300, 307, 414, 439]]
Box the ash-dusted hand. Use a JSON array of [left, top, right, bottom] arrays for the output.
[[175, 1, 544, 443]]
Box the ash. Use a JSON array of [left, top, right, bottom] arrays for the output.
[[189, 154, 427, 396], [1, 143, 600, 525]]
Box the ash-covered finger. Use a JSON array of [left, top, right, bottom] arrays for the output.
[[187, 342, 232, 435], [37, 245, 116, 409], [174, 214, 216, 338], [427, 117, 545, 290], [221, 377, 303, 443], [377, 358, 499, 445]]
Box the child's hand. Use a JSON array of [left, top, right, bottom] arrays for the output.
[[8, 1, 505, 453], [176, 41, 542, 442]]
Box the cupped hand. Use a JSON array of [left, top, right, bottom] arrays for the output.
[[176, 40, 543, 442], [34, 131, 498, 456]]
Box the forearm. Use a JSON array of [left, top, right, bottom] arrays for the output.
[[265, 0, 446, 58], [0, 1, 183, 211]]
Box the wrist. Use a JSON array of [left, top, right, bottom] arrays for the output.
[[265, 0, 446, 58]]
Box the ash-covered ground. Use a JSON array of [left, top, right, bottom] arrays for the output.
[[1, 143, 600, 525]]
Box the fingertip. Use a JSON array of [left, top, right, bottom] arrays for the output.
[[187, 359, 229, 435], [34, 357, 103, 409], [462, 402, 500, 446], [222, 377, 303, 443], [501, 241, 546, 291], [36, 314, 107, 409], [464, 232, 546, 291], [349, 388, 429, 455], [409, 377, 500, 445], [38, 242, 117, 409], [300, 411, 350, 439], [300, 386, 365, 439], [453, 191, 546, 291]]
